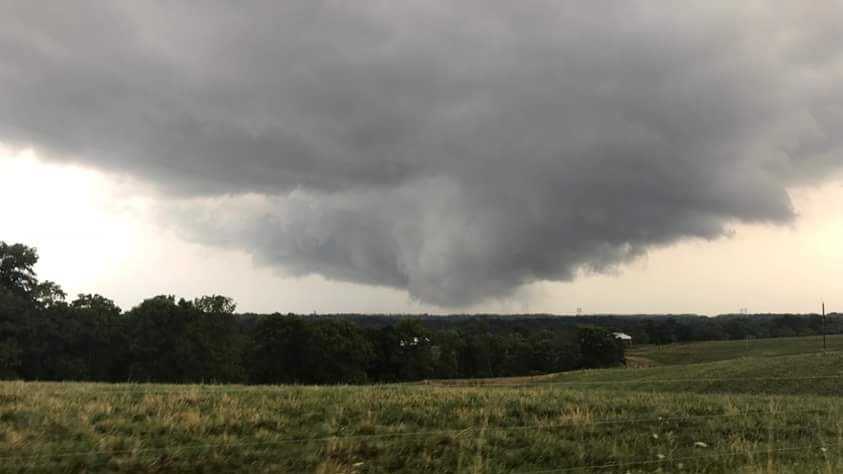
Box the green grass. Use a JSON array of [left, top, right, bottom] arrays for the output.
[[5, 335, 843, 472], [628, 334, 843, 366], [549, 351, 843, 397], [2, 380, 843, 473]]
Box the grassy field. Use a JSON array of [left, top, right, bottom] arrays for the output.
[[627, 333, 843, 366], [2, 380, 843, 473], [4, 336, 843, 473], [548, 351, 843, 397]]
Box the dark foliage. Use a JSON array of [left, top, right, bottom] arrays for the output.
[[2, 241, 835, 385]]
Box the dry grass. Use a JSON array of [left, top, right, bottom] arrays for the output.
[[1, 376, 842, 473], [5, 336, 843, 473]]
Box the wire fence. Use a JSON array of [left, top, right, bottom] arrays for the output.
[[1, 376, 842, 471], [0, 409, 764, 462], [9, 444, 833, 473], [1, 405, 835, 471], [517, 445, 829, 473], [5, 432, 836, 472], [5, 373, 843, 396], [429, 374, 843, 389]]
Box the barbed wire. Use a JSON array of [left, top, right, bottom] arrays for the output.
[[5, 373, 843, 396], [6, 432, 834, 472], [517, 444, 826, 473], [0, 408, 780, 464], [1, 375, 840, 471], [430, 374, 843, 389]]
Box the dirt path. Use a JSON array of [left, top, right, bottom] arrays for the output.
[[624, 355, 656, 368]]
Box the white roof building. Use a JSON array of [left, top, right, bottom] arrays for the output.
[[612, 332, 632, 341]]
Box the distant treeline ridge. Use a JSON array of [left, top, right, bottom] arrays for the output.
[[1, 241, 837, 384], [1, 242, 625, 384]]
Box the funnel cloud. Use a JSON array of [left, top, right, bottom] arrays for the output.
[[2, 2, 842, 305]]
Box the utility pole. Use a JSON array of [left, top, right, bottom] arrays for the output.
[[823, 301, 827, 353]]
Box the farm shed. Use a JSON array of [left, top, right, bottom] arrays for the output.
[[613, 332, 632, 344]]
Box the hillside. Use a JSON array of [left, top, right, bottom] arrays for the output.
[[544, 351, 843, 397], [627, 334, 843, 366], [4, 336, 843, 472]]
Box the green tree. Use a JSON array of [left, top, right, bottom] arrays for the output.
[[125, 296, 200, 382], [0, 242, 39, 297], [72, 293, 121, 316], [0, 242, 43, 379], [395, 320, 435, 380], [33, 280, 67, 308], [431, 330, 463, 379], [194, 295, 237, 314], [578, 326, 624, 368], [124, 295, 245, 383], [248, 315, 372, 384], [69, 294, 125, 381], [248, 314, 307, 384], [303, 320, 373, 384], [190, 296, 246, 383]]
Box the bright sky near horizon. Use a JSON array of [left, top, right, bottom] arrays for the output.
[[2, 146, 840, 315]]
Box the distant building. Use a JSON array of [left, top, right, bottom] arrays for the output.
[[613, 332, 632, 344], [399, 336, 431, 348]]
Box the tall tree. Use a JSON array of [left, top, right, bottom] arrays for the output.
[[33, 281, 67, 308], [0, 242, 39, 297], [194, 295, 237, 314]]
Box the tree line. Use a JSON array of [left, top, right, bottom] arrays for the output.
[[0, 242, 624, 384], [292, 311, 842, 347], [4, 241, 833, 384]]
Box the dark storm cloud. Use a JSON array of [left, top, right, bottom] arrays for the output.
[[2, 2, 843, 305]]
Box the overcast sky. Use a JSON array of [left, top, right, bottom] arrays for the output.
[[2, 2, 842, 314]]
